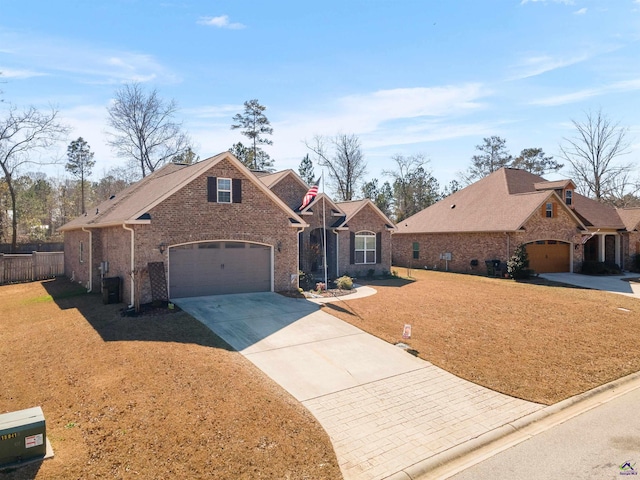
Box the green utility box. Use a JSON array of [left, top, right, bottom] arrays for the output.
[[0, 407, 47, 467]]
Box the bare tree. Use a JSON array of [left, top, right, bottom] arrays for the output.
[[0, 105, 68, 250], [107, 83, 190, 178], [559, 109, 633, 201], [305, 133, 367, 201]]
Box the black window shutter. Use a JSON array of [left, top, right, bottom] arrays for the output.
[[350, 232, 355, 264], [207, 177, 217, 202], [232, 179, 242, 203], [376, 232, 382, 264]]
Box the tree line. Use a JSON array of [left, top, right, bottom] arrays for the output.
[[1, 74, 638, 250]]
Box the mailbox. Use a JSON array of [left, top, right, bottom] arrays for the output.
[[0, 407, 47, 467]]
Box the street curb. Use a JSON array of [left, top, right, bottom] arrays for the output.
[[383, 369, 640, 480]]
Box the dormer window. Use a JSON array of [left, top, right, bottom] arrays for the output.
[[565, 189, 573, 206]]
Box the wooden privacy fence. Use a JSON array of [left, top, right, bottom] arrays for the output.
[[0, 252, 65, 284]]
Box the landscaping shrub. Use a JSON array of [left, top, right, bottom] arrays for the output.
[[367, 268, 375, 279], [298, 271, 315, 291], [335, 275, 353, 290], [507, 244, 532, 279], [581, 261, 621, 275]]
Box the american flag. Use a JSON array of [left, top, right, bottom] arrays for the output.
[[300, 180, 319, 210]]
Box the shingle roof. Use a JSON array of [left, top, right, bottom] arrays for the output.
[[572, 194, 626, 229], [616, 208, 640, 231], [334, 199, 396, 229], [258, 169, 293, 188], [396, 168, 609, 234], [59, 152, 306, 231]]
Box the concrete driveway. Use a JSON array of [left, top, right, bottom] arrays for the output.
[[539, 272, 640, 298], [175, 292, 544, 480]]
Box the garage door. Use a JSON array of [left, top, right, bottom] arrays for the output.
[[525, 241, 570, 273], [169, 241, 271, 298]]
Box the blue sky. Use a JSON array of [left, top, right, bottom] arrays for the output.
[[1, 0, 640, 187]]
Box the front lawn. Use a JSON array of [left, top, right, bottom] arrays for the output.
[[0, 279, 340, 480], [322, 269, 640, 405]]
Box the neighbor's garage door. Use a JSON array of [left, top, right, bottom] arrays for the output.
[[169, 241, 271, 298], [525, 241, 570, 273]]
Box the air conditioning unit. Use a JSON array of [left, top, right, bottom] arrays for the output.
[[0, 407, 47, 467]]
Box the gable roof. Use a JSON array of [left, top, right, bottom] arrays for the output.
[[397, 168, 587, 234], [299, 192, 345, 217], [258, 169, 302, 189], [334, 199, 396, 230], [616, 207, 640, 231], [59, 152, 307, 231]]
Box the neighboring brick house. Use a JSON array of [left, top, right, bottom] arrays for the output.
[[393, 167, 637, 274], [59, 153, 395, 306], [259, 169, 395, 279]]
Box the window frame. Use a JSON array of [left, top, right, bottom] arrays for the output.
[[412, 242, 420, 260], [217, 178, 232, 204], [79, 241, 84, 263], [355, 231, 376, 264], [565, 189, 573, 206], [545, 202, 553, 218]]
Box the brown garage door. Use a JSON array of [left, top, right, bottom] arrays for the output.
[[169, 241, 271, 298], [525, 241, 570, 273]]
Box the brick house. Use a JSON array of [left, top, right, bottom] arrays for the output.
[[393, 167, 640, 274], [258, 169, 395, 279], [59, 153, 394, 305]]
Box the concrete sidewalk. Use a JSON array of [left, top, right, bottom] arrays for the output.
[[175, 291, 544, 480]]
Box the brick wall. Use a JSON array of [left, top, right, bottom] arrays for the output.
[[269, 175, 308, 211], [336, 203, 392, 278], [63, 229, 90, 288]]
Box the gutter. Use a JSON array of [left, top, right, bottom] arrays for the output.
[[122, 224, 135, 307], [81, 227, 92, 292]]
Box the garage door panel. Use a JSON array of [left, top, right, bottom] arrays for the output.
[[525, 241, 570, 273], [169, 242, 271, 298]]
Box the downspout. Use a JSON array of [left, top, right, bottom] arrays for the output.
[[122, 224, 135, 307], [335, 230, 340, 278], [296, 227, 305, 288], [505, 232, 510, 261], [82, 227, 92, 292]]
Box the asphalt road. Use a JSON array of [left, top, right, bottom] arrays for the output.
[[450, 386, 640, 480]]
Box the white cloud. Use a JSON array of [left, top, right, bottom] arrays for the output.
[[573, 7, 587, 14], [0, 30, 177, 85], [521, 0, 575, 4], [197, 15, 245, 30], [531, 78, 640, 106], [0, 67, 47, 79], [508, 53, 590, 80], [185, 84, 492, 173]]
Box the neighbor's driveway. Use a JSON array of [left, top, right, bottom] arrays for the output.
[[539, 272, 640, 298], [175, 292, 543, 480]]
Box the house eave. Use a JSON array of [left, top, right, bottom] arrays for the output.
[[58, 219, 151, 232]]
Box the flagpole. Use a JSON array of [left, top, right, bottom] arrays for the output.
[[322, 171, 328, 289]]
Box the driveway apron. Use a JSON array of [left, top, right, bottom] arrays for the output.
[[175, 292, 544, 480]]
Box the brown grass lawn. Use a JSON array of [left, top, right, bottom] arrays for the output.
[[323, 269, 640, 405], [0, 279, 341, 480]]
